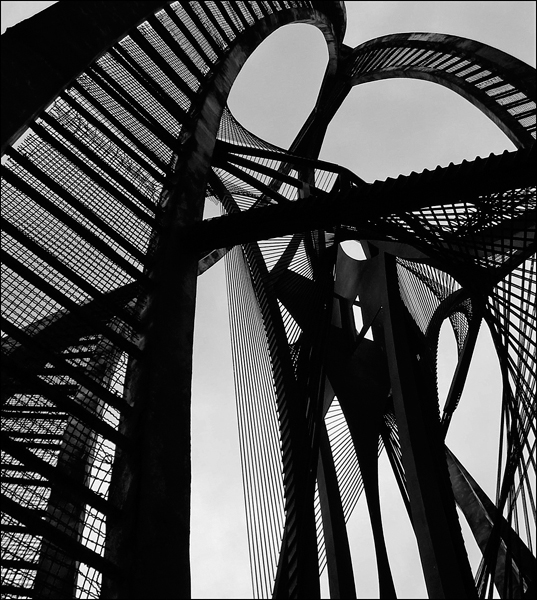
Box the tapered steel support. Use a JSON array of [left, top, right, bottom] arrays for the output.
[[326, 335, 396, 599], [265, 254, 322, 600], [101, 114, 216, 599], [320, 244, 396, 599], [102, 181, 203, 598], [380, 252, 477, 599], [441, 308, 482, 436], [447, 448, 536, 599], [317, 422, 357, 599], [102, 250, 198, 600]]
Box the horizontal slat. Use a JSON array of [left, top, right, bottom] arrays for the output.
[[1, 493, 119, 578], [2, 433, 117, 517]]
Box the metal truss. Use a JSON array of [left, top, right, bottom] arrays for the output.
[[1, 2, 535, 599]]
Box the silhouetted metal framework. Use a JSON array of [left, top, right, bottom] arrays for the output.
[[0, 2, 535, 599]]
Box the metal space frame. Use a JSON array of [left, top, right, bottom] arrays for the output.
[[1, 2, 535, 599]]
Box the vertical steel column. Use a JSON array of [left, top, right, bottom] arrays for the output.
[[102, 113, 218, 599]]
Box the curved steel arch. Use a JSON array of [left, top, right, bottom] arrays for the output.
[[1, 3, 535, 600], [327, 35, 535, 598], [205, 135, 535, 598], [200, 31, 535, 595], [284, 47, 535, 598], [292, 31, 536, 161], [102, 3, 345, 599], [0, 1, 347, 153], [1, 1, 168, 153], [346, 33, 536, 148], [1, 2, 346, 599]]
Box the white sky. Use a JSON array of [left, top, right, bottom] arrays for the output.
[[1, 2, 535, 599]]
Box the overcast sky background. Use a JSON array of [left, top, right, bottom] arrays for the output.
[[1, 2, 535, 599]]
